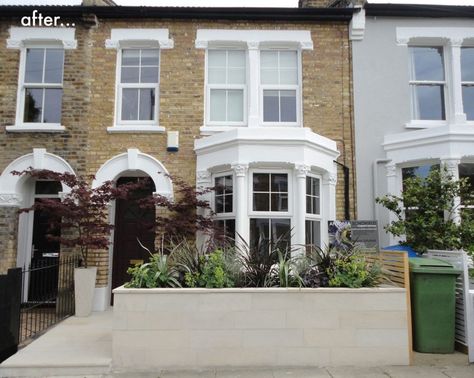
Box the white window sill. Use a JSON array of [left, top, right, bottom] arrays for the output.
[[6, 124, 66, 133], [107, 125, 166, 133], [200, 125, 244, 135], [405, 120, 448, 129]]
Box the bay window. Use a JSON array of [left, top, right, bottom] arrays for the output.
[[409, 47, 446, 121]]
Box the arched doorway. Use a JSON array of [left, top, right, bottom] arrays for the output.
[[93, 149, 173, 307], [111, 176, 155, 301]]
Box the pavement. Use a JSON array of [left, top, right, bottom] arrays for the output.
[[0, 311, 472, 378]]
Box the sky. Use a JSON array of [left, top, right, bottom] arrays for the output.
[[1, 0, 474, 6]]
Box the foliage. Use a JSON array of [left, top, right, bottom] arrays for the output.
[[13, 169, 138, 268], [125, 241, 181, 288], [136, 176, 215, 242], [327, 256, 381, 288], [184, 249, 235, 288], [376, 167, 474, 254], [266, 250, 303, 288]]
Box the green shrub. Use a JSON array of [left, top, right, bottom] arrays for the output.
[[327, 256, 381, 288], [125, 253, 181, 288], [184, 249, 235, 288]]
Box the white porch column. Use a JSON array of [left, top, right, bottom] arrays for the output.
[[232, 163, 249, 246], [247, 41, 260, 128], [196, 170, 213, 247], [386, 163, 400, 245], [448, 39, 467, 124], [322, 169, 337, 247], [295, 164, 310, 255], [441, 157, 461, 224]]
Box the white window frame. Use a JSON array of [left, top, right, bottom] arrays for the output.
[[205, 48, 247, 127], [305, 173, 322, 248], [114, 48, 160, 127], [6, 27, 76, 133], [461, 46, 474, 123], [408, 45, 447, 123], [212, 172, 236, 219], [249, 169, 292, 218], [260, 48, 302, 127]]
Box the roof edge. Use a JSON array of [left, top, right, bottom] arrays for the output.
[[365, 3, 474, 18]]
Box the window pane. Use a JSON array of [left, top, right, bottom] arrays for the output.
[[210, 89, 226, 122], [139, 88, 155, 121], [312, 178, 320, 197], [280, 51, 297, 68], [260, 51, 278, 68], [141, 49, 159, 66], [250, 218, 270, 250], [225, 175, 233, 193], [253, 193, 269, 211], [263, 90, 279, 122], [305, 220, 321, 247], [215, 176, 225, 195], [35, 181, 61, 195], [280, 90, 297, 122], [227, 50, 245, 67], [43, 89, 62, 123], [306, 196, 312, 214], [224, 194, 233, 212], [253, 173, 269, 192], [402, 164, 439, 190], [271, 174, 288, 192], [261, 68, 279, 85], [25, 48, 44, 83], [24, 88, 43, 122], [227, 68, 245, 85], [121, 67, 139, 83], [227, 90, 243, 122], [279, 68, 298, 85], [312, 197, 320, 215], [44, 49, 63, 84], [412, 84, 445, 120], [410, 47, 444, 81], [140, 67, 158, 83], [462, 86, 474, 121], [121, 88, 139, 120], [122, 49, 140, 66], [215, 195, 224, 213], [461, 48, 474, 82], [459, 163, 474, 202], [208, 50, 226, 67], [208, 67, 226, 84], [271, 218, 291, 251], [271, 193, 288, 211]]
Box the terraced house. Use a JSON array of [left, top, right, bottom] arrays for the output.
[[0, 0, 356, 310]]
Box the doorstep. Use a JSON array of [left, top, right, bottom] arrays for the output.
[[0, 310, 112, 377]]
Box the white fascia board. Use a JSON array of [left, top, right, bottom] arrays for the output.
[[195, 29, 313, 50], [105, 28, 174, 49], [7, 26, 76, 49]]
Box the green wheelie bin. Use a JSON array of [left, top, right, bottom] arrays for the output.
[[409, 257, 462, 353]]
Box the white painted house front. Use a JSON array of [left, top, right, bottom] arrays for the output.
[[351, 3, 474, 247]]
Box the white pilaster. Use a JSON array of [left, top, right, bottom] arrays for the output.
[[232, 163, 249, 245], [322, 169, 337, 247], [247, 41, 260, 128], [295, 164, 310, 255], [449, 39, 467, 124], [441, 157, 461, 224], [196, 170, 212, 248]]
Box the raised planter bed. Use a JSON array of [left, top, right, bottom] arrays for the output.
[[112, 286, 409, 371]]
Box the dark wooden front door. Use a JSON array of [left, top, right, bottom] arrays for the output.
[[111, 177, 155, 301]]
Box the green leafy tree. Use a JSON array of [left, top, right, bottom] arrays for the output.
[[376, 167, 474, 254]]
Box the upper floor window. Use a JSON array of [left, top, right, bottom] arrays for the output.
[[409, 47, 446, 121], [461, 47, 474, 121], [118, 48, 159, 124], [22, 48, 64, 125], [207, 50, 246, 125], [261, 50, 298, 124]]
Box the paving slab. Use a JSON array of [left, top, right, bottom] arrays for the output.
[[327, 366, 389, 378], [215, 369, 273, 378], [441, 365, 474, 378], [382, 366, 450, 378], [272, 367, 331, 377]]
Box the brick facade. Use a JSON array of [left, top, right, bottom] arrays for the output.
[[0, 11, 355, 287]]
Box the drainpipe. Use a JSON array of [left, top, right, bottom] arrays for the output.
[[333, 160, 350, 220], [373, 159, 391, 220]]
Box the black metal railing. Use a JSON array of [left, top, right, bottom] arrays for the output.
[[19, 255, 79, 345]]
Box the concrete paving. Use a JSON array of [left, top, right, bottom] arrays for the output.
[[0, 310, 472, 378]]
